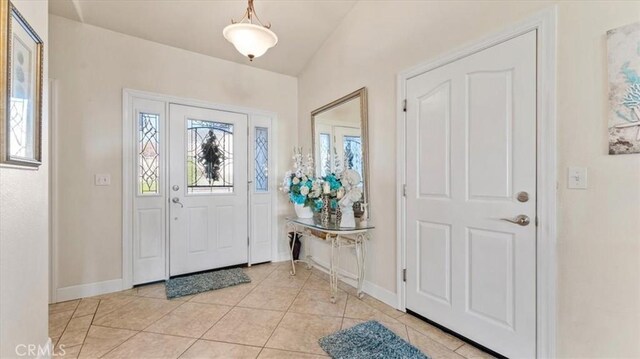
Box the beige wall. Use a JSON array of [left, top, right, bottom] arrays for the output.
[[50, 15, 297, 289], [298, 1, 640, 357], [0, 0, 49, 356]]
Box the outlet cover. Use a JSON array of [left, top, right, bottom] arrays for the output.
[[95, 174, 111, 186]]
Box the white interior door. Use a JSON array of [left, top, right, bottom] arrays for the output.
[[169, 104, 248, 276], [405, 31, 537, 358]]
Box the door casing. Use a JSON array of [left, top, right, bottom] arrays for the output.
[[122, 88, 279, 288], [396, 6, 557, 358]]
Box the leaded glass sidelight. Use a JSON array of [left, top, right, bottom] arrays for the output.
[[186, 119, 234, 194], [344, 135, 363, 178], [255, 127, 269, 191], [138, 113, 160, 195], [319, 133, 332, 177]]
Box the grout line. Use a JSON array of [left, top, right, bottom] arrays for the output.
[[258, 264, 312, 357]]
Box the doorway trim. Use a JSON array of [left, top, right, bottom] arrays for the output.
[[122, 88, 279, 289], [395, 6, 557, 358]]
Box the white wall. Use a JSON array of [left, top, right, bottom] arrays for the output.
[[49, 15, 297, 293], [298, 1, 640, 357], [0, 0, 50, 357]]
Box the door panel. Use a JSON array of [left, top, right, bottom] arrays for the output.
[[406, 30, 537, 358], [169, 104, 248, 276], [132, 98, 167, 285]]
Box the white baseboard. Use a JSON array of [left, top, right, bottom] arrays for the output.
[[310, 257, 399, 309], [55, 278, 123, 302]]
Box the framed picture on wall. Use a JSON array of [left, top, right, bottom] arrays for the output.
[[0, 1, 44, 167]]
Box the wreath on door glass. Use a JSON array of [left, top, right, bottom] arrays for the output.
[[199, 130, 225, 183]]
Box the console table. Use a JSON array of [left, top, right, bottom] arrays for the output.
[[285, 217, 374, 303]]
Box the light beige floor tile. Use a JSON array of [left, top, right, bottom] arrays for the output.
[[136, 283, 167, 299], [189, 282, 257, 306], [78, 326, 137, 358], [50, 300, 80, 314], [341, 318, 409, 341], [58, 315, 93, 347], [302, 274, 333, 292], [93, 297, 181, 330], [237, 285, 299, 311], [455, 344, 496, 359], [289, 289, 347, 317], [397, 313, 464, 350], [102, 332, 194, 359], [93, 295, 137, 320], [309, 268, 330, 281], [49, 310, 75, 338], [408, 328, 465, 359], [337, 281, 359, 296], [261, 267, 310, 289], [202, 307, 283, 346], [145, 302, 231, 338], [265, 312, 342, 355], [55, 343, 82, 358], [257, 348, 328, 358], [180, 340, 261, 359], [243, 264, 278, 283], [73, 299, 100, 318], [343, 295, 401, 325], [360, 294, 405, 318]]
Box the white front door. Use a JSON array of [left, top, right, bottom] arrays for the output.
[[405, 31, 537, 358], [169, 104, 248, 276]]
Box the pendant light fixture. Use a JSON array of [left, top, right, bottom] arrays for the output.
[[223, 0, 278, 61]]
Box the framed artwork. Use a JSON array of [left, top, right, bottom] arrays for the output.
[[0, 1, 44, 167], [607, 22, 640, 155]]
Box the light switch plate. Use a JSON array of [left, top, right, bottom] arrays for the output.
[[567, 167, 587, 189], [95, 174, 111, 186]]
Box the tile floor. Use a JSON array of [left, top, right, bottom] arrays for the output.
[[49, 262, 494, 358]]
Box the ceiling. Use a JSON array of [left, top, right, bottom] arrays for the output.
[[48, 0, 358, 76]]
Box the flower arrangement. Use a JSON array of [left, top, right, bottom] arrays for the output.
[[281, 148, 322, 208]]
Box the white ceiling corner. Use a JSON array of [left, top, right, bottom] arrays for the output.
[[48, 0, 358, 76]]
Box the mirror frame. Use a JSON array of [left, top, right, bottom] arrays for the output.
[[311, 87, 370, 212]]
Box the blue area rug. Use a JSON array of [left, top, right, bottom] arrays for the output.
[[165, 267, 251, 299], [319, 320, 428, 359]]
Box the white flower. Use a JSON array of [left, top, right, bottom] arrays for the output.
[[342, 169, 361, 188], [336, 187, 345, 199], [302, 175, 308, 182], [292, 177, 300, 185], [300, 186, 310, 196]]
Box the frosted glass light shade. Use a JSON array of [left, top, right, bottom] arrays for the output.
[[223, 23, 278, 60]]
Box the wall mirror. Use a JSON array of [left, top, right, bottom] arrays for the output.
[[312, 87, 369, 217]]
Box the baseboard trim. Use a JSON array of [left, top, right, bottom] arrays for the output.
[[55, 278, 123, 302], [310, 257, 399, 309]]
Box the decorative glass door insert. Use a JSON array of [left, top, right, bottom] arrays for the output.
[[186, 119, 234, 194]]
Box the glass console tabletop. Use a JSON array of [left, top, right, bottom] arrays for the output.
[[286, 216, 375, 232]]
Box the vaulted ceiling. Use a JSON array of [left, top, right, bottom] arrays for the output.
[[48, 0, 358, 76]]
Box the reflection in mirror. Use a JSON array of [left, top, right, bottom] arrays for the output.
[[312, 88, 369, 218]]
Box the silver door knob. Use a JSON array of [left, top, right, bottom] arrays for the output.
[[171, 197, 184, 208], [501, 215, 530, 226]]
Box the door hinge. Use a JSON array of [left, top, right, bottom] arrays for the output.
[[535, 216, 539, 227], [402, 184, 407, 197], [247, 236, 250, 246], [402, 269, 407, 282], [402, 99, 407, 112]]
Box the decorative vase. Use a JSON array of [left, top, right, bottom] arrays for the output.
[[294, 203, 314, 219], [336, 206, 342, 224], [339, 203, 356, 228], [321, 195, 331, 224]]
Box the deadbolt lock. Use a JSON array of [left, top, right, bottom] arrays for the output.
[[517, 191, 529, 203]]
